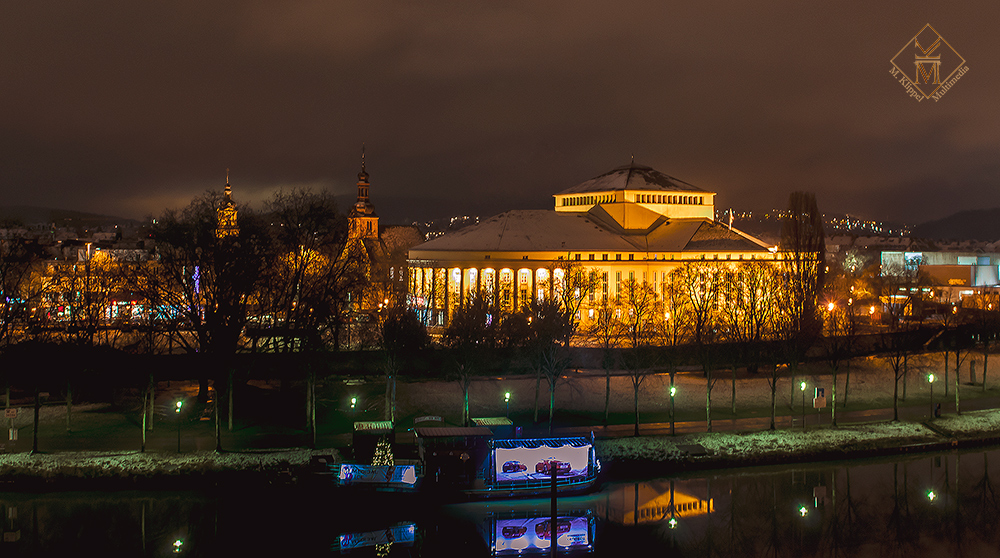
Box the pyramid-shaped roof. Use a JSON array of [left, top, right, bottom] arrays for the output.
[[555, 164, 710, 195]]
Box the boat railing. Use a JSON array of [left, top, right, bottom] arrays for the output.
[[490, 473, 595, 491]]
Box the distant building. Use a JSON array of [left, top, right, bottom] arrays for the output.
[[343, 154, 390, 316], [216, 172, 239, 239], [407, 163, 780, 326]]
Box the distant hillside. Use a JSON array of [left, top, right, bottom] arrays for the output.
[[0, 206, 139, 228], [912, 208, 1000, 241]]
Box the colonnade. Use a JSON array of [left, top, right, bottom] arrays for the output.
[[407, 264, 565, 326]]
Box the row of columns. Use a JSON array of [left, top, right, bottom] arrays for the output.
[[408, 265, 565, 326]]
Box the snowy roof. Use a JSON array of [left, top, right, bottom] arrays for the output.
[[555, 164, 710, 195], [411, 210, 772, 254]]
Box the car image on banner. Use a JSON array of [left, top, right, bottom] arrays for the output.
[[493, 441, 590, 483], [493, 516, 590, 554]]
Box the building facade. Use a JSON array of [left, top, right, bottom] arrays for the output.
[[407, 163, 782, 327]]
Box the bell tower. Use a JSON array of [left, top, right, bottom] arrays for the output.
[[349, 147, 379, 240], [216, 169, 239, 239]]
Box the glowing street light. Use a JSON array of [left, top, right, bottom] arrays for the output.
[[175, 399, 184, 453], [504, 391, 511, 418], [928, 374, 936, 419], [173, 539, 184, 553], [669, 377, 677, 436], [827, 302, 836, 312], [800, 381, 807, 430], [927, 490, 937, 502], [799, 505, 809, 517], [350, 396, 357, 411], [668, 516, 678, 529]]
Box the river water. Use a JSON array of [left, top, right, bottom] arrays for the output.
[[2, 447, 999, 556]]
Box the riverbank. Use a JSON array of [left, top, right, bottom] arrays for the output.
[[0, 409, 997, 489], [0, 446, 343, 489], [596, 408, 1000, 478]]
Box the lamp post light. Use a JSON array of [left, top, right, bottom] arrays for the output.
[[928, 374, 936, 419], [174, 399, 183, 453], [350, 396, 357, 411], [800, 381, 807, 430], [669, 380, 677, 437], [504, 391, 511, 419]]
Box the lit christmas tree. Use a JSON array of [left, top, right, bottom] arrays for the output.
[[372, 435, 394, 466]]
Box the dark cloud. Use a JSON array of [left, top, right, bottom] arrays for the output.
[[1, 1, 997, 225]]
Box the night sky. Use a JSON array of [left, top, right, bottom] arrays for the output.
[[1, 1, 997, 225]]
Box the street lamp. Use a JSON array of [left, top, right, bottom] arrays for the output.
[[927, 489, 937, 502], [504, 392, 511, 419], [799, 505, 809, 517], [173, 538, 184, 553], [800, 381, 807, 430], [350, 396, 357, 411], [669, 380, 677, 437], [928, 374, 936, 419], [175, 399, 184, 453]]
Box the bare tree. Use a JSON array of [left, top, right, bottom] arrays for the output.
[[778, 191, 825, 404], [586, 295, 623, 424], [525, 298, 574, 434], [444, 293, 502, 426], [553, 262, 600, 346], [618, 278, 663, 435], [880, 328, 927, 421], [377, 304, 428, 425], [720, 261, 779, 414], [139, 191, 271, 413], [673, 262, 722, 431]]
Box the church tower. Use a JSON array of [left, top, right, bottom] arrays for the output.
[[216, 169, 239, 239], [349, 149, 379, 240]]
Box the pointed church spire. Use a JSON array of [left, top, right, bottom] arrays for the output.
[[217, 168, 239, 239], [349, 145, 378, 240]]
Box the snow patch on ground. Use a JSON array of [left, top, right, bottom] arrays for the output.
[[932, 409, 1000, 437], [595, 419, 944, 464], [0, 447, 341, 479]]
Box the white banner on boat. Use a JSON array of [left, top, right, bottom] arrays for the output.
[[338, 464, 417, 485]]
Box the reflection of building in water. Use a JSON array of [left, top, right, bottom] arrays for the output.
[[595, 480, 714, 525]]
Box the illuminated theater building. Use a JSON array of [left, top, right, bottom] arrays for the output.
[[407, 163, 780, 326]]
